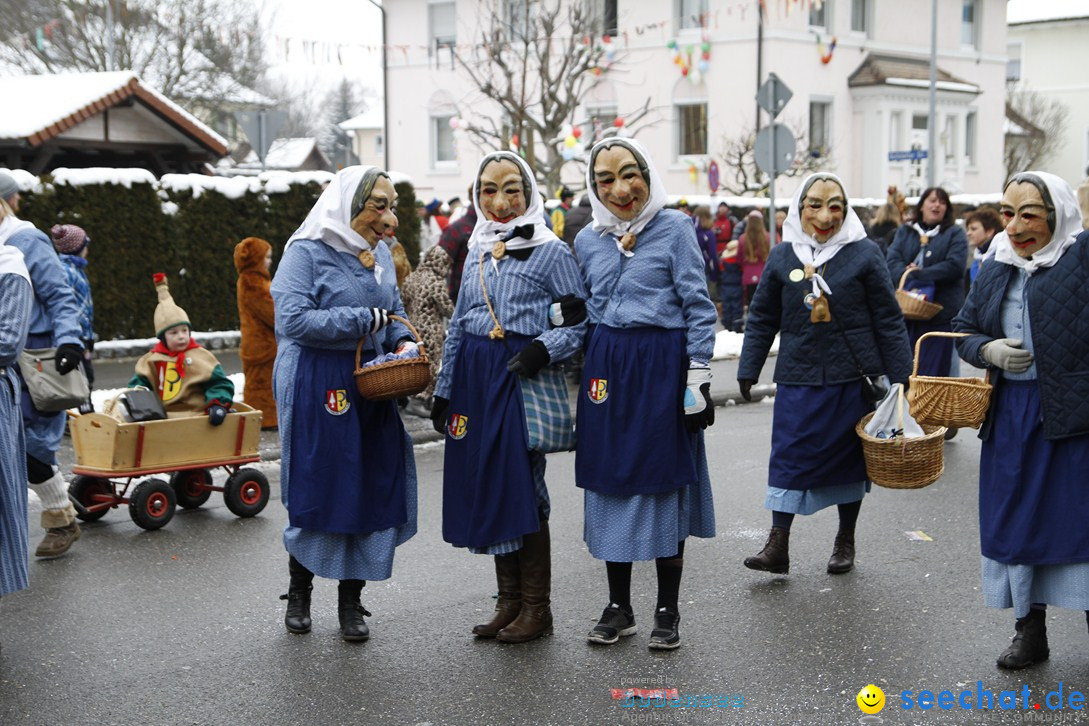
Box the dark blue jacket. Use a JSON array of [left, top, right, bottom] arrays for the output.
[[739, 239, 913, 385], [953, 232, 1089, 441], [886, 223, 968, 324]]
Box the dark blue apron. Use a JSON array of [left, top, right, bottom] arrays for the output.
[[287, 346, 407, 535], [980, 380, 1089, 565], [442, 333, 539, 549], [907, 319, 953, 377], [575, 325, 696, 496], [769, 382, 869, 490]]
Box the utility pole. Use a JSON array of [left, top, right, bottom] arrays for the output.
[[366, 0, 389, 171], [105, 0, 116, 71], [927, 0, 938, 188]]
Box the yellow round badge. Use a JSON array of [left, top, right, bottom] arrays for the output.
[[856, 684, 885, 715], [789, 268, 805, 283]]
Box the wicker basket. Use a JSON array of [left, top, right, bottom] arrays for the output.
[[907, 331, 993, 429], [354, 315, 431, 401], [895, 269, 944, 321], [857, 391, 946, 489]]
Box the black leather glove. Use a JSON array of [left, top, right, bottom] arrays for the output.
[[369, 308, 390, 333], [549, 294, 587, 328], [55, 343, 84, 374], [739, 379, 756, 402], [431, 396, 449, 435], [207, 404, 228, 426], [507, 340, 550, 378]]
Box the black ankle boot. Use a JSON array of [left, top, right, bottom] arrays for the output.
[[827, 530, 855, 574], [997, 609, 1049, 670], [744, 527, 789, 574], [338, 579, 370, 642], [280, 556, 314, 634]]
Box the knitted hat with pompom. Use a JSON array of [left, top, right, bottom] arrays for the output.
[[50, 224, 89, 254], [151, 273, 190, 336]]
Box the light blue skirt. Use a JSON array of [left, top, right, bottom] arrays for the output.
[[764, 481, 870, 515], [583, 432, 715, 562], [981, 556, 1089, 619]]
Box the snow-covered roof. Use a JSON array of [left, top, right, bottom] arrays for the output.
[[339, 105, 384, 131], [264, 137, 322, 169], [0, 71, 228, 153], [1008, 0, 1089, 24]]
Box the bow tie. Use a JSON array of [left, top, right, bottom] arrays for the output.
[[501, 224, 535, 242]]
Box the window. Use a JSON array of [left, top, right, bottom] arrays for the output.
[[676, 0, 708, 31], [586, 105, 618, 137], [912, 114, 928, 131], [677, 103, 708, 156], [429, 1, 456, 51], [965, 112, 977, 166], [809, 0, 829, 30], [961, 0, 979, 48], [507, 0, 533, 34], [943, 115, 958, 163], [587, 0, 618, 37], [432, 114, 456, 165], [375, 133, 384, 157], [1006, 42, 1022, 82], [809, 100, 832, 156], [851, 0, 870, 35], [889, 111, 903, 151]]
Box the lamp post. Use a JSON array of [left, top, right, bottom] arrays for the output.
[[927, 0, 937, 187], [366, 0, 389, 171]]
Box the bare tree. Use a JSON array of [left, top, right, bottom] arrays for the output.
[[716, 117, 830, 196], [0, 0, 267, 117], [1005, 87, 1069, 176], [452, 0, 652, 193]]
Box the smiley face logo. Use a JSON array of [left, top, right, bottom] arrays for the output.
[[856, 684, 885, 714]]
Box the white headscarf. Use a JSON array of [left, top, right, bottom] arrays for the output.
[[467, 151, 558, 257], [781, 172, 867, 297], [993, 171, 1083, 275], [0, 201, 33, 283], [585, 137, 669, 257]]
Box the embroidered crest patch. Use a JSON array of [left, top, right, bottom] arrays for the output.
[[324, 389, 350, 415], [588, 378, 609, 404], [448, 413, 468, 439]]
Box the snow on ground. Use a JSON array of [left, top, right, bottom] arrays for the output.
[[713, 329, 778, 360]]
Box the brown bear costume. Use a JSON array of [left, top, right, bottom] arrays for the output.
[[234, 236, 278, 429]]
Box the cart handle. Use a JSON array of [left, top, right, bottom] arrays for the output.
[[911, 331, 990, 385]]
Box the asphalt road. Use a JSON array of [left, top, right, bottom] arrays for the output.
[[4, 367, 1088, 725]]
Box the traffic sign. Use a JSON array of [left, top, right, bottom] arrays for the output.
[[708, 160, 720, 193], [756, 73, 793, 119], [888, 149, 928, 162], [234, 109, 288, 161], [754, 123, 796, 176]]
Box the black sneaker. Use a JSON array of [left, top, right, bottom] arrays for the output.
[[648, 607, 681, 650], [587, 603, 636, 645]]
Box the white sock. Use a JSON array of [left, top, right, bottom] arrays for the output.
[[28, 469, 69, 512]]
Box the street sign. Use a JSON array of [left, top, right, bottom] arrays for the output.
[[888, 149, 928, 162], [754, 123, 796, 176], [708, 160, 720, 193], [234, 109, 288, 161], [756, 73, 792, 119]]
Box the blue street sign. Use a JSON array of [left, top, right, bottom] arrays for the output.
[[888, 149, 928, 162]]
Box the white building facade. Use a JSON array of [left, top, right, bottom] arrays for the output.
[[1007, 10, 1089, 187], [384, 0, 1007, 203]]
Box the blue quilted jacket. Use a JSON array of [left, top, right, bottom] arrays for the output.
[[886, 223, 968, 324], [738, 239, 913, 385], [953, 231, 1089, 441]]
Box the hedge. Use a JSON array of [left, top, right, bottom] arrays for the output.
[[17, 171, 419, 340]]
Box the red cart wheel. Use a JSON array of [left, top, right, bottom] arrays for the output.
[[224, 468, 269, 518], [129, 478, 176, 530], [169, 469, 213, 509], [69, 476, 114, 522]]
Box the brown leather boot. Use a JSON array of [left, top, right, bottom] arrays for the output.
[[35, 521, 81, 558], [827, 529, 856, 574], [473, 553, 521, 637], [497, 518, 552, 643], [743, 527, 789, 574]]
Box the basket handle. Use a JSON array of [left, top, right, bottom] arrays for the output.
[[897, 268, 915, 291], [910, 331, 988, 384], [355, 314, 426, 371]]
